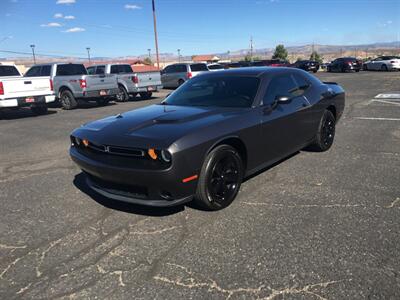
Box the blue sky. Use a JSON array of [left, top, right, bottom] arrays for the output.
[[1, 0, 399, 58]]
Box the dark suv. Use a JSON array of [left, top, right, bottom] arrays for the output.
[[292, 60, 320, 73], [327, 57, 362, 72]]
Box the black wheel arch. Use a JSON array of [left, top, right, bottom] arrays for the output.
[[326, 105, 337, 121], [58, 86, 73, 98], [206, 136, 248, 171]]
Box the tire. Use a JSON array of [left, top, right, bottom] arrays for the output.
[[355, 69, 360, 72], [309, 110, 336, 152], [363, 64, 368, 71], [194, 145, 243, 210], [31, 105, 48, 115], [60, 90, 78, 110], [327, 67, 331, 72], [116, 85, 129, 102], [341, 66, 346, 73], [96, 98, 110, 106], [381, 65, 388, 72], [178, 79, 185, 87], [139, 92, 152, 100], [313, 70, 317, 73]]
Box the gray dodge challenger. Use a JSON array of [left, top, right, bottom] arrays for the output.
[[70, 67, 345, 210]]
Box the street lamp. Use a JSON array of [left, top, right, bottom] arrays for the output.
[[86, 47, 91, 64], [177, 49, 181, 62], [147, 48, 151, 59], [30, 44, 36, 64]]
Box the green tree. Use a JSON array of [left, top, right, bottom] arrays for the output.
[[272, 44, 288, 60], [143, 57, 153, 65], [310, 51, 323, 64]]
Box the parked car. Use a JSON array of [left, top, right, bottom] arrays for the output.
[[252, 59, 290, 67], [70, 67, 345, 210], [292, 60, 320, 73], [25, 63, 119, 109], [207, 63, 225, 71], [161, 63, 209, 88], [0, 64, 55, 115], [87, 64, 162, 102], [327, 57, 362, 72], [363, 56, 400, 71]]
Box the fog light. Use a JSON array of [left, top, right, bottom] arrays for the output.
[[161, 150, 172, 162]]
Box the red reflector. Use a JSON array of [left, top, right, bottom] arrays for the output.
[[132, 75, 139, 84], [182, 175, 198, 183], [187, 72, 192, 79], [0, 82, 3, 95], [50, 79, 53, 91], [79, 79, 87, 88]]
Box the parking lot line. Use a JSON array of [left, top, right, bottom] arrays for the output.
[[371, 99, 400, 106], [354, 117, 400, 121]]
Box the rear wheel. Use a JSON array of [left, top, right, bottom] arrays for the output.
[[60, 90, 78, 110], [381, 64, 388, 72], [309, 110, 336, 152], [139, 92, 152, 100], [116, 85, 129, 102], [31, 104, 48, 115], [195, 145, 243, 210], [363, 64, 368, 71]]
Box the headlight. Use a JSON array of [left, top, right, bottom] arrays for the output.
[[161, 150, 172, 162]]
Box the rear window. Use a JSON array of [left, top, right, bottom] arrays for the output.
[[56, 64, 87, 76], [208, 64, 224, 70], [0, 65, 21, 76], [190, 63, 208, 72], [110, 64, 133, 74], [40, 65, 51, 76]]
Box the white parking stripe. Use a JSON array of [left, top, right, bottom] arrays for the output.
[[355, 117, 400, 121], [372, 99, 400, 106], [375, 93, 400, 99]]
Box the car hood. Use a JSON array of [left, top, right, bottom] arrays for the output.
[[73, 104, 246, 149]]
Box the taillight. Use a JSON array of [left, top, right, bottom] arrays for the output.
[[0, 82, 3, 95], [132, 75, 138, 84], [187, 72, 192, 79], [50, 79, 53, 91], [79, 79, 87, 88]]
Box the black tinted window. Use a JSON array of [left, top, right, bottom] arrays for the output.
[[96, 66, 105, 74], [176, 65, 187, 72], [190, 64, 208, 72], [208, 64, 223, 70], [87, 67, 95, 75], [40, 65, 51, 76], [293, 74, 310, 90], [25, 66, 41, 77], [165, 76, 259, 108], [56, 64, 87, 76], [263, 75, 298, 105], [0, 65, 20, 76]]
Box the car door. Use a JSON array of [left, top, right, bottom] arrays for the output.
[[259, 73, 312, 162], [371, 57, 382, 70], [161, 65, 173, 88]]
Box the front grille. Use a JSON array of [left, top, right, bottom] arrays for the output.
[[88, 174, 148, 199], [85, 141, 145, 158]]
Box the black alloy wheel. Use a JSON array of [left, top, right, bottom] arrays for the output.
[[195, 145, 243, 210], [309, 110, 336, 152], [116, 85, 129, 102], [381, 65, 388, 72]]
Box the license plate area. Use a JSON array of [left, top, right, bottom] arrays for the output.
[[147, 86, 154, 92], [25, 97, 35, 103]]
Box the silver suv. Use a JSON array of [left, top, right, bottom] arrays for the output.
[[161, 63, 208, 88]]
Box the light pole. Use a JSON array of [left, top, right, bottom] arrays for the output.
[[152, 0, 160, 69], [177, 49, 181, 62], [147, 48, 151, 59], [30, 44, 36, 64], [86, 47, 91, 64]]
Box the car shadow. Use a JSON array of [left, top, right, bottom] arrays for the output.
[[0, 108, 57, 120], [77, 100, 117, 110], [73, 172, 184, 217]]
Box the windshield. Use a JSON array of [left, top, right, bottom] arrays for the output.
[[164, 76, 260, 108]]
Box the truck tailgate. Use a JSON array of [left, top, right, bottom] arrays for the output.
[[1, 77, 52, 98], [138, 71, 162, 87], [85, 74, 117, 91]]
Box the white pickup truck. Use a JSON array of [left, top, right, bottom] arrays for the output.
[[87, 64, 162, 102], [0, 64, 55, 115], [25, 63, 119, 110]]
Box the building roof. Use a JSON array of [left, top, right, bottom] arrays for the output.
[[192, 55, 220, 62]]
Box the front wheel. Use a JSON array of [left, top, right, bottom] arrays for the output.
[[194, 145, 243, 210], [309, 110, 336, 152]]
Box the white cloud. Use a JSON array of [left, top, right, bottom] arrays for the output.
[[41, 22, 62, 27], [124, 4, 141, 10], [64, 15, 75, 19], [54, 13, 63, 18], [63, 27, 85, 33], [56, 0, 76, 4]]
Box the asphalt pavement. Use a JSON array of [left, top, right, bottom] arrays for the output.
[[1, 71, 399, 299]]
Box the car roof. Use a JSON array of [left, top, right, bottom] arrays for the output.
[[198, 67, 304, 77]]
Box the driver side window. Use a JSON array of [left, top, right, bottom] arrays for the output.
[[262, 75, 298, 105]]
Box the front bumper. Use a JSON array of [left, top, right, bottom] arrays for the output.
[[70, 147, 198, 207], [0, 95, 55, 108]]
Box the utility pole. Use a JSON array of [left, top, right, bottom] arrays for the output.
[[30, 44, 36, 64], [177, 49, 181, 62], [250, 36, 253, 61], [152, 0, 160, 69], [147, 48, 151, 59], [86, 47, 91, 64]]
